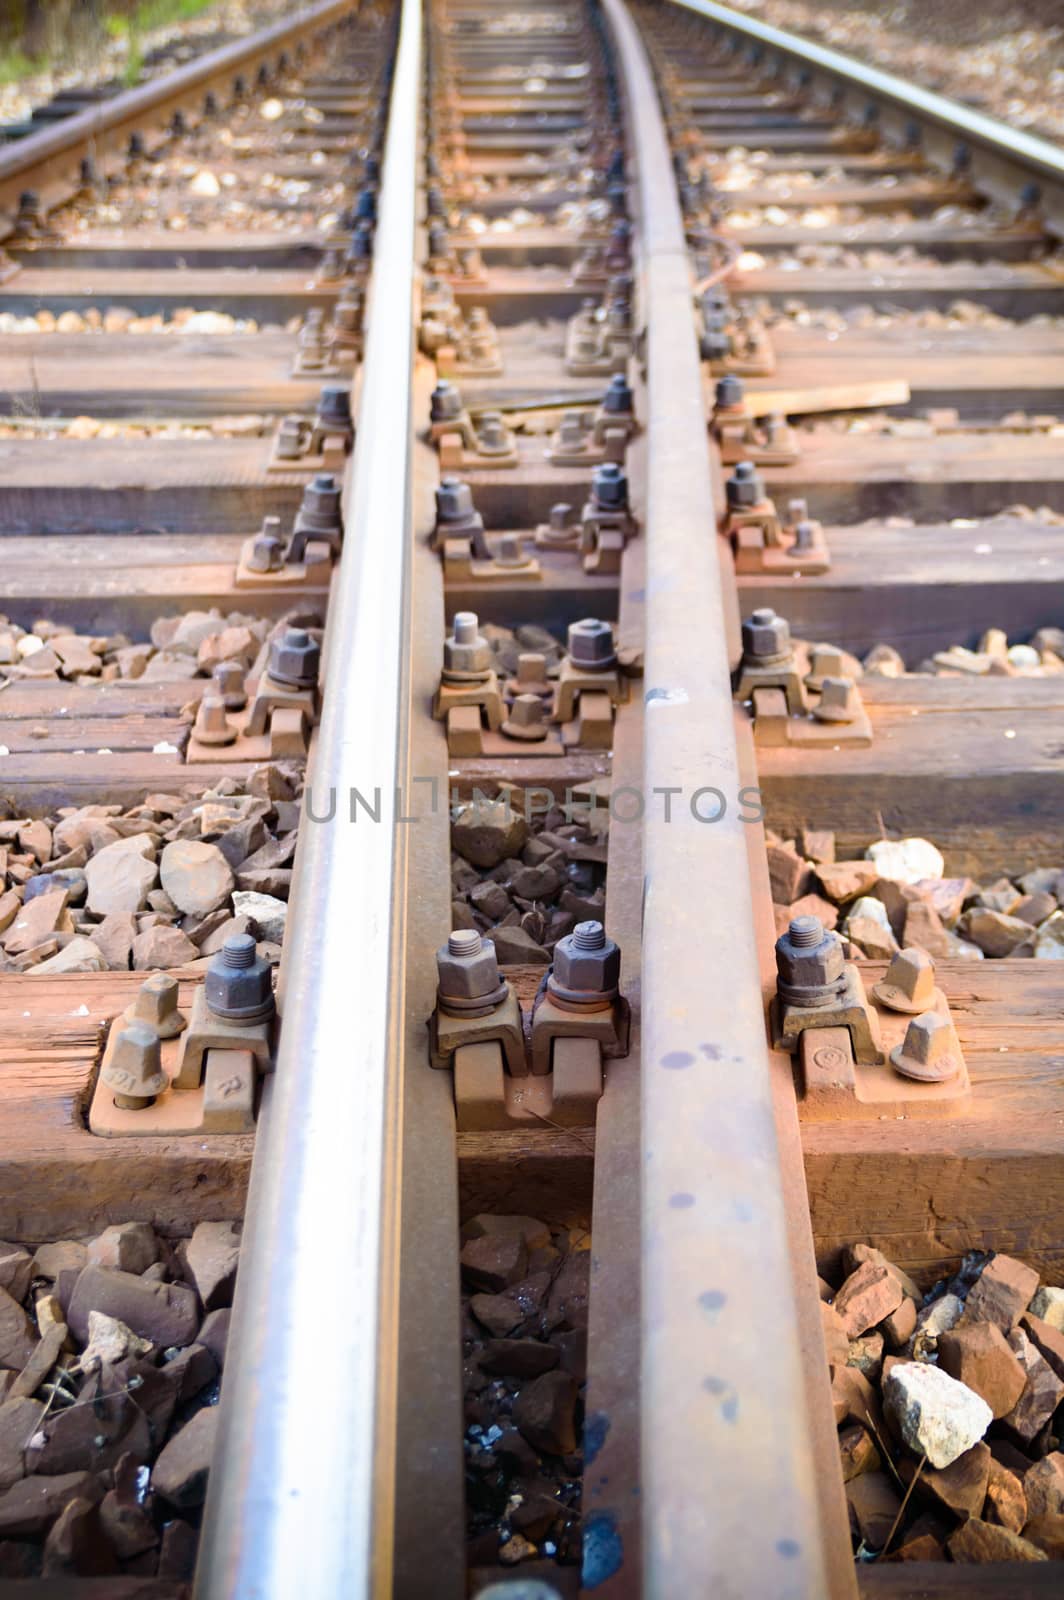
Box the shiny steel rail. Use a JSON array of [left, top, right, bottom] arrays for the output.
[[194, 0, 420, 1592], [0, 0, 358, 233], [669, 0, 1064, 238], [603, 0, 830, 1594]]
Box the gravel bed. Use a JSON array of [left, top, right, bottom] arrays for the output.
[[0, 1220, 238, 1579], [461, 1213, 587, 1581], [767, 832, 1064, 962], [823, 1242, 1064, 1562]]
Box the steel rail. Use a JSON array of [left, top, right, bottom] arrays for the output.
[[193, 0, 420, 1592], [668, 0, 1064, 238], [602, 0, 829, 1594], [0, 0, 358, 233]]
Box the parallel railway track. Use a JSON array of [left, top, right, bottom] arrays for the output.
[[0, 0, 1061, 1594]]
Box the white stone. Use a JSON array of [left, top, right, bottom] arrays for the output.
[[1034, 910, 1064, 958], [865, 837, 945, 885], [75, 1310, 153, 1374], [844, 895, 892, 932], [189, 170, 221, 197], [160, 840, 234, 916], [232, 890, 287, 944], [1007, 644, 1041, 670], [1029, 1286, 1064, 1331], [884, 1361, 992, 1469], [29, 937, 106, 974]]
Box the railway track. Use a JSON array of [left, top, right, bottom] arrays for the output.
[[0, 0, 1062, 1594]]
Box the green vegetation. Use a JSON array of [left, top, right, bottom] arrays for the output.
[[0, 48, 41, 86], [105, 0, 215, 85]]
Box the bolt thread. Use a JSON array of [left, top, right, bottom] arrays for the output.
[[789, 916, 823, 949], [221, 935, 257, 969], [573, 921, 606, 951], [449, 929, 482, 957]]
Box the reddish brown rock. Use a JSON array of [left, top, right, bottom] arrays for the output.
[[831, 1365, 883, 1434], [816, 860, 880, 904], [478, 1340, 559, 1380], [179, 1220, 241, 1312], [838, 1424, 879, 1482], [543, 1250, 590, 1334], [512, 1371, 578, 1457], [846, 1471, 901, 1550], [469, 1271, 552, 1339], [1002, 1328, 1064, 1444], [1024, 1454, 1064, 1522], [87, 1222, 159, 1275], [948, 1518, 1048, 1562], [820, 1301, 849, 1367], [842, 1244, 920, 1303], [99, 1453, 158, 1561], [0, 1472, 102, 1538], [964, 1254, 1041, 1331], [460, 1234, 529, 1294], [0, 1248, 31, 1306], [1021, 1312, 1064, 1382], [938, 1320, 1027, 1418], [767, 843, 812, 905], [1023, 1515, 1064, 1559], [881, 1296, 917, 1348], [787, 892, 838, 930], [41, 1497, 118, 1577], [0, 1290, 36, 1372], [833, 1261, 904, 1338], [67, 1265, 199, 1348], [0, 1398, 44, 1491], [152, 1405, 219, 1507], [984, 1457, 1027, 1533], [908, 1441, 990, 1520]]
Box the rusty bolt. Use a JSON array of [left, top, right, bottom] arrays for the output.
[[602, 373, 634, 415], [444, 612, 491, 677], [347, 220, 374, 262], [741, 607, 792, 666], [787, 497, 809, 524], [436, 476, 475, 524], [430, 380, 463, 425], [813, 676, 858, 724], [726, 460, 766, 509], [426, 184, 445, 217], [873, 948, 937, 1015], [268, 627, 319, 690], [316, 384, 352, 437], [558, 411, 590, 447], [568, 618, 616, 670], [477, 412, 510, 454], [550, 920, 621, 1003], [297, 473, 342, 537], [276, 416, 304, 460], [193, 696, 236, 747], [354, 186, 376, 222], [436, 929, 507, 1012], [495, 532, 533, 569], [125, 973, 186, 1039], [502, 692, 549, 741], [715, 373, 744, 410], [205, 933, 275, 1024], [248, 524, 285, 573], [791, 521, 817, 552], [318, 247, 345, 282], [102, 1020, 168, 1109], [592, 462, 628, 512], [807, 644, 845, 683], [427, 222, 449, 259], [212, 661, 247, 711], [775, 915, 847, 1008], [890, 1011, 960, 1084], [513, 653, 551, 694], [547, 503, 573, 534]]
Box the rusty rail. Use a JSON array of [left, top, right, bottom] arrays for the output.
[[668, 0, 1064, 238], [0, 0, 359, 235], [193, 0, 420, 1593], [602, 0, 832, 1593]]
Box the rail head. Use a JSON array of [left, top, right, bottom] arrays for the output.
[[602, 0, 834, 1593], [193, 0, 420, 1594], [668, 0, 1064, 238], [0, 0, 358, 235]]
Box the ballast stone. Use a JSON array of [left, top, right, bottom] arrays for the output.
[[884, 1361, 992, 1469]]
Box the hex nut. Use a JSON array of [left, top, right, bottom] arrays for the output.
[[741, 607, 792, 663], [550, 921, 620, 1000], [890, 1011, 961, 1084], [775, 915, 846, 1005], [567, 618, 616, 669], [436, 476, 474, 523], [205, 934, 275, 1023], [726, 460, 765, 508], [125, 973, 186, 1039], [430, 380, 463, 423], [444, 612, 492, 676], [592, 462, 628, 510], [602, 373, 633, 414], [715, 373, 744, 409], [436, 930, 507, 1009], [269, 628, 320, 689]]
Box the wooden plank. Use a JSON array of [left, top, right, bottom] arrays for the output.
[[0, 331, 317, 416], [754, 321, 1064, 414], [0, 532, 330, 631], [742, 379, 910, 418], [0, 266, 334, 319], [859, 1566, 1063, 1598], [755, 677, 1064, 876], [805, 960, 1064, 1288], [758, 430, 1064, 521], [738, 515, 1064, 658], [0, 437, 308, 534], [736, 260, 1063, 314], [0, 973, 252, 1241], [729, 218, 1047, 261], [0, 751, 257, 811], [721, 178, 979, 213]]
